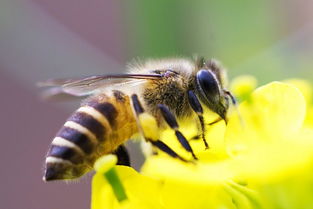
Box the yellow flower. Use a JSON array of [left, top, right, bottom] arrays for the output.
[[284, 79, 313, 127], [92, 155, 164, 209], [91, 78, 313, 209], [226, 80, 313, 209], [230, 75, 258, 102]]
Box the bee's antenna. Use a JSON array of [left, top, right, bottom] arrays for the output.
[[224, 90, 236, 106], [223, 90, 244, 127]]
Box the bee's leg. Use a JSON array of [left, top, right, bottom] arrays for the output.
[[131, 94, 188, 162], [113, 144, 130, 166], [158, 104, 198, 160], [187, 90, 209, 149], [208, 117, 223, 125], [149, 140, 189, 162]]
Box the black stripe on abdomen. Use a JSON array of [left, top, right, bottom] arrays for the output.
[[68, 112, 105, 141], [48, 145, 84, 164], [86, 102, 118, 126], [56, 127, 94, 154]]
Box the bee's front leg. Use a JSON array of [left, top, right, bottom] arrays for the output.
[[187, 90, 209, 149], [130, 94, 190, 162]]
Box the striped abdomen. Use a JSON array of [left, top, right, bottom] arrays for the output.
[[43, 91, 137, 181]]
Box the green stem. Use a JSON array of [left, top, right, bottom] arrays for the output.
[[104, 168, 128, 202]]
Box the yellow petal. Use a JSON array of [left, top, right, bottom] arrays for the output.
[[253, 162, 313, 209], [226, 82, 306, 149], [141, 155, 234, 186], [160, 181, 237, 209], [231, 134, 313, 183], [252, 82, 306, 135], [230, 75, 258, 102], [305, 107, 313, 127], [283, 79, 313, 128], [284, 79, 312, 105], [92, 166, 163, 209]]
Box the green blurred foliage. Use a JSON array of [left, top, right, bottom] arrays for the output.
[[124, 0, 313, 84]]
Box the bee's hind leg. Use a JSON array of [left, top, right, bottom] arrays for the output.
[[187, 90, 209, 149], [131, 94, 189, 162], [113, 144, 131, 166]]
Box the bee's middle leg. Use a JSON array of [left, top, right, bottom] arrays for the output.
[[131, 94, 189, 162], [157, 104, 198, 160]]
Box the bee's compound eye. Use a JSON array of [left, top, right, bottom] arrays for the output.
[[196, 69, 220, 99]]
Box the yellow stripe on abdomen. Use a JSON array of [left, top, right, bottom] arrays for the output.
[[64, 121, 98, 144], [77, 106, 112, 135]]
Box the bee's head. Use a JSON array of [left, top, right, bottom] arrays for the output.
[[195, 69, 229, 121]]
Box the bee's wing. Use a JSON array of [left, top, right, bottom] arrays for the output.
[[38, 73, 162, 97], [39, 86, 88, 101]]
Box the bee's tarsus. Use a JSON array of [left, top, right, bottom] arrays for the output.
[[175, 131, 197, 160], [158, 104, 197, 159], [187, 90, 209, 149], [190, 135, 201, 140], [208, 117, 223, 125], [199, 115, 209, 149], [150, 140, 188, 162]]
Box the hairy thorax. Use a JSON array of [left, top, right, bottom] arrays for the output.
[[142, 74, 193, 122]]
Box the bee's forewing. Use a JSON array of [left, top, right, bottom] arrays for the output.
[[39, 73, 162, 97]]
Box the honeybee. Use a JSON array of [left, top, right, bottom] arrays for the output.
[[41, 57, 235, 181]]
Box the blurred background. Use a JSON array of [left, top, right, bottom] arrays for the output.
[[1, 0, 313, 209]]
